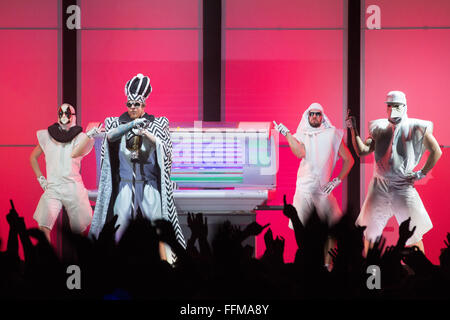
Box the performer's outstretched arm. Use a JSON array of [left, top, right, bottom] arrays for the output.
[[72, 123, 102, 158], [107, 118, 146, 142], [346, 112, 374, 157], [71, 133, 94, 158], [349, 129, 374, 157], [273, 120, 305, 158], [286, 133, 306, 159]]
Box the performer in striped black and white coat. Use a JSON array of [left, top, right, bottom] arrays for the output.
[[89, 73, 185, 262]]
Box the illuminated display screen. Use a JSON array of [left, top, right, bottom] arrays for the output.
[[170, 122, 276, 188]]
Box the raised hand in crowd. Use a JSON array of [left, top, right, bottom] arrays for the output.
[[397, 217, 417, 248], [272, 235, 285, 264], [241, 221, 270, 239], [6, 200, 20, 259], [188, 212, 208, 240], [366, 236, 386, 266], [283, 194, 304, 246], [6, 201, 34, 262], [186, 212, 200, 256], [263, 227, 274, 252], [187, 212, 211, 257], [262, 228, 285, 265]]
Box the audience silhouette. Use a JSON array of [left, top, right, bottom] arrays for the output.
[[1, 196, 450, 300]]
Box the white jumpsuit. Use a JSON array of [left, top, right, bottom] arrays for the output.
[[356, 117, 433, 245], [290, 104, 344, 227], [33, 130, 93, 233]]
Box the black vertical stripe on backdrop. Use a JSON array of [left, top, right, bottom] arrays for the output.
[[62, 0, 78, 116], [203, 0, 222, 121], [346, 0, 361, 219]]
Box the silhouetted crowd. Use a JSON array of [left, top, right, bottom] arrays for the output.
[[1, 198, 450, 300]]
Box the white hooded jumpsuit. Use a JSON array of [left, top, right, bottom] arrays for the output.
[[290, 103, 344, 227]]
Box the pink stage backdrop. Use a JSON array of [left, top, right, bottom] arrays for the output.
[[0, 0, 58, 28], [80, 0, 200, 29], [225, 0, 343, 28], [0, 0, 58, 253]]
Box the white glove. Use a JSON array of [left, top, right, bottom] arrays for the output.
[[409, 170, 426, 181], [273, 121, 290, 136], [133, 118, 147, 128], [86, 123, 103, 138], [37, 176, 48, 191], [321, 177, 341, 194]]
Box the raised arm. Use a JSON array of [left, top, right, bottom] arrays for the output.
[[273, 121, 306, 159], [71, 123, 102, 158], [71, 133, 94, 158], [350, 130, 374, 157], [346, 111, 375, 157], [286, 133, 306, 159]]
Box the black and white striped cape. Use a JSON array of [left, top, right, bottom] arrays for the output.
[[89, 114, 186, 253]]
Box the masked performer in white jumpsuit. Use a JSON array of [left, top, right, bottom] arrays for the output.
[[89, 74, 185, 262], [274, 103, 354, 266], [30, 104, 100, 242], [347, 91, 442, 253]]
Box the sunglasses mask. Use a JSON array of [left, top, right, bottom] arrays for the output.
[[58, 105, 75, 125], [126, 101, 144, 108]]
